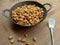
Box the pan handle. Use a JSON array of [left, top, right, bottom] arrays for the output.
[[2, 9, 11, 19], [43, 3, 52, 12]]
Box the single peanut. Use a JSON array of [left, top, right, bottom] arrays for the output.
[[26, 42, 31, 45], [10, 39, 14, 44], [8, 36, 13, 40], [24, 34, 29, 38], [21, 38, 26, 43], [33, 42, 36, 45], [17, 37, 21, 42], [33, 37, 37, 42]]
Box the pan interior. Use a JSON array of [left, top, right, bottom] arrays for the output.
[[10, 1, 47, 26]]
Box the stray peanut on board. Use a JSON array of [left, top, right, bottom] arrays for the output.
[[21, 38, 26, 43], [17, 37, 21, 42], [8, 36, 13, 40], [8, 34, 37, 45], [25, 42, 31, 45], [33, 42, 37, 45], [10, 39, 14, 44], [33, 37, 37, 42], [24, 34, 29, 38]]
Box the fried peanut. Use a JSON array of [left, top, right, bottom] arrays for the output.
[[17, 37, 21, 42], [26, 42, 31, 45], [33, 37, 37, 42], [12, 4, 44, 26], [33, 42, 36, 45], [24, 34, 29, 38], [10, 39, 14, 44], [8, 36, 13, 40], [21, 38, 26, 43]]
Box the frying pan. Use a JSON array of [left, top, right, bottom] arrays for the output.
[[2, 0, 52, 27]]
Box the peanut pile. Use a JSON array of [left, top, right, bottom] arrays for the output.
[[8, 34, 37, 45], [12, 4, 44, 26]]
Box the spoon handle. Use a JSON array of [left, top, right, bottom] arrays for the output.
[[50, 28, 54, 45]]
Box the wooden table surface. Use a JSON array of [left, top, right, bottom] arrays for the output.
[[0, 0, 60, 45]]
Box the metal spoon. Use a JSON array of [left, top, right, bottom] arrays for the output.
[[48, 18, 55, 45]]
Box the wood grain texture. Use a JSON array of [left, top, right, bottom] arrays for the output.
[[0, 0, 60, 45]]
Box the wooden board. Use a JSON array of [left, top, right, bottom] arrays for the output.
[[0, 0, 60, 45]]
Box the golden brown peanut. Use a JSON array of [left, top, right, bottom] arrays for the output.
[[24, 34, 29, 38], [33, 42, 36, 45], [12, 11, 16, 15], [13, 18, 17, 20], [8, 36, 13, 40], [12, 4, 44, 26], [26, 42, 31, 45], [17, 37, 21, 42], [10, 39, 14, 44], [21, 38, 26, 43], [33, 37, 37, 42]]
